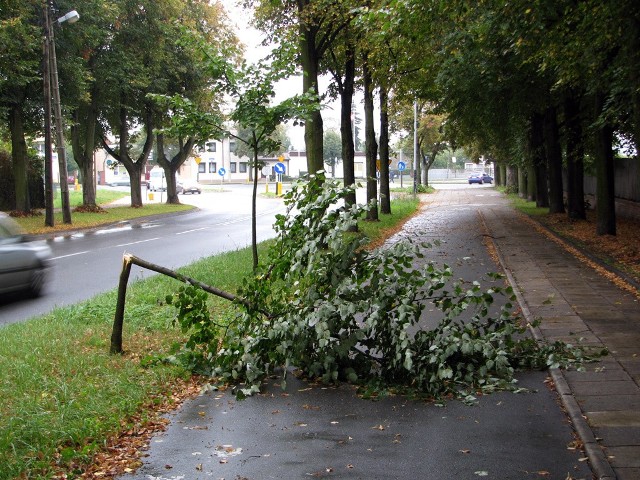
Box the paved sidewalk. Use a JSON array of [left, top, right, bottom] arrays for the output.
[[478, 196, 640, 480], [118, 186, 639, 480]]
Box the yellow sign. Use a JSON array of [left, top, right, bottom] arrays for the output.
[[195, 156, 202, 165], [278, 155, 284, 162]]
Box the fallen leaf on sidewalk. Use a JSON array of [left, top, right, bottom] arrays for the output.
[[372, 424, 385, 430]]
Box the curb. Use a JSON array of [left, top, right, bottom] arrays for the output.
[[478, 210, 617, 480]]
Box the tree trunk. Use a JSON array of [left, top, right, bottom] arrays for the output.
[[340, 43, 356, 210], [156, 133, 195, 205], [564, 94, 586, 220], [379, 85, 391, 214], [252, 148, 259, 270], [544, 106, 565, 214], [362, 56, 378, 221], [9, 104, 31, 213], [506, 165, 517, 189], [529, 113, 549, 208], [527, 165, 536, 202], [517, 166, 526, 198], [299, 11, 323, 175], [71, 103, 98, 209], [594, 94, 616, 236], [494, 162, 501, 186], [102, 105, 153, 208]]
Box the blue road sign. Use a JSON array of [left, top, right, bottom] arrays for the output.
[[274, 162, 286, 174], [398, 161, 407, 171], [218, 167, 226, 176]]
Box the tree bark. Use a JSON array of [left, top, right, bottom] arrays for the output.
[[156, 134, 196, 205], [340, 43, 356, 210], [506, 165, 517, 189], [71, 102, 98, 209], [379, 85, 391, 214], [362, 56, 378, 221], [9, 104, 31, 213], [564, 94, 586, 220], [594, 94, 616, 236], [298, 4, 323, 175], [544, 106, 565, 214], [529, 113, 549, 208], [517, 166, 526, 198], [252, 147, 260, 270]]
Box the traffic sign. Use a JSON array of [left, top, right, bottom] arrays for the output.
[[195, 156, 202, 165], [274, 162, 286, 174], [218, 167, 226, 176], [261, 165, 272, 176], [398, 161, 407, 171]]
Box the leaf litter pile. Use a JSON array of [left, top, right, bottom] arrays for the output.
[[526, 211, 640, 296]]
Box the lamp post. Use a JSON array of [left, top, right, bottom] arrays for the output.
[[43, 4, 79, 225]]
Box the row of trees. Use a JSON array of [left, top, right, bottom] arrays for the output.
[[247, 0, 638, 235], [3, 0, 637, 236], [1, 0, 239, 219]]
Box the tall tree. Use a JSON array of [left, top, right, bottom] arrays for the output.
[[0, 1, 41, 214]]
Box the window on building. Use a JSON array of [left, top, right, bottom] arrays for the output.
[[239, 162, 248, 173], [229, 141, 236, 152], [209, 162, 217, 173], [198, 163, 206, 174], [206, 141, 216, 152], [230, 162, 237, 173]]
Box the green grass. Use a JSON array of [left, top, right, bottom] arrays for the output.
[[0, 197, 420, 479], [359, 195, 421, 243], [52, 189, 129, 209], [498, 187, 548, 217], [13, 204, 194, 235]]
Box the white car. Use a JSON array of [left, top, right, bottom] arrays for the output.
[[0, 213, 52, 297]]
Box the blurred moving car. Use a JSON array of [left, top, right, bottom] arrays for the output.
[[468, 174, 484, 184], [180, 182, 202, 195], [481, 173, 493, 184], [0, 213, 52, 297]]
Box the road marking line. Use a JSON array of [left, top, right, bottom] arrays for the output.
[[115, 238, 160, 247], [51, 251, 89, 260]]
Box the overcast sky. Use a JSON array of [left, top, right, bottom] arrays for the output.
[[221, 0, 351, 151]]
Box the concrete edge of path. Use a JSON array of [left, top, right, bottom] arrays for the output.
[[480, 212, 617, 480]]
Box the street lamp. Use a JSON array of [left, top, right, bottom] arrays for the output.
[[43, 5, 79, 225]]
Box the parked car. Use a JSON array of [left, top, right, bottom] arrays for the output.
[[0, 213, 52, 297], [481, 173, 493, 184], [468, 174, 484, 184], [180, 182, 202, 195]]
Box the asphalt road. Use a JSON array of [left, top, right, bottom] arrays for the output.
[[0, 185, 285, 326], [118, 184, 593, 480]]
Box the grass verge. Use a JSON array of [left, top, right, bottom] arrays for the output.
[[12, 203, 194, 236], [53, 189, 129, 209], [0, 196, 421, 479]]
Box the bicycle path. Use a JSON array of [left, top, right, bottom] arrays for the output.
[[115, 185, 639, 480]]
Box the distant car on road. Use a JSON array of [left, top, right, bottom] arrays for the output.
[[0, 213, 52, 297], [468, 174, 484, 184], [180, 182, 202, 195], [481, 173, 493, 184]]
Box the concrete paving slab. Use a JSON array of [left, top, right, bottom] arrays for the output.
[[606, 445, 640, 467], [577, 394, 640, 411], [593, 426, 640, 445], [586, 410, 640, 428]]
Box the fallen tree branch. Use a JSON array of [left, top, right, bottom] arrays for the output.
[[110, 253, 249, 354]]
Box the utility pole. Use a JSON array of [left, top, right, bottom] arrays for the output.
[[43, 3, 78, 225], [42, 4, 54, 227]]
